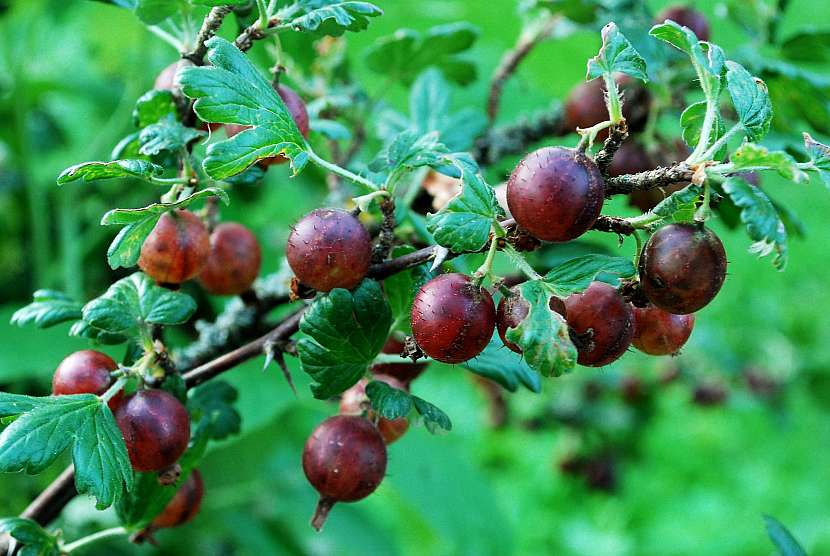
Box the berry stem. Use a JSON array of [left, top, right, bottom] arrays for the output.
[[473, 235, 500, 284], [310, 496, 336, 532], [100, 377, 128, 404], [307, 149, 379, 193], [62, 527, 128, 553]]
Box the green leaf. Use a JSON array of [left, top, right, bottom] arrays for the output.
[[730, 143, 808, 183], [411, 395, 452, 434], [82, 273, 197, 334], [134, 0, 183, 24], [133, 89, 178, 127], [11, 290, 82, 329], [0, 393, 132, 509], [365, 380, 413, 420], [282, 2, 383, 37], [543, 254, 637, 296], [365, 23, 479, 86], [722, 176, 788, 270], [383, 246, 436, 331], [504, 281, 576, 377], [297, 279, 392, 399], [460, 335, 542, 393], [649, 184, 702, 223], [56, 159, 164, 185], [102, 188, 228, 226], [803, 132, 830, 189], [139, 114, 204, 156], [179, 37, 308, 179], [0, 518, 60, 556], [725, 61, 772, 142], [780, 30, 830, 63], [650, 21, 724, 93], [426, 155, 501, 252], [370, 130, 449, 180], [586, 22, 648, 82], [188, 381, 241, 440], [680, 101, 727, 158], [763, 515, 807, 556], [69, 320, 129, 345]]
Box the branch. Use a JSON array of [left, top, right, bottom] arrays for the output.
[[235, 17, 279, 53], [604, 164, 694, 196], [473, 104, 568, 165], [594, 121, 629, 176], [182, 6, 233, 65]]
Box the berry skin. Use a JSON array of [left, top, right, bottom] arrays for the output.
[[506, 147, 604, 242], [564, 282, 634, 367], [631, 305, 695, 355], [371, 337, 427, 383], [410, 273, 496, 364], [52, 350, 122, 410], [150, 470, 204, 529], [564, 76, 651, 138], [496, 288, 567, 353], [116, 390, 191, 472], [286, 208, 371, 292], [639, 223, 727, 314], [302, 415, 387, 531], [339, 374, 410, 444], [197, 222, 262, 296], [225, 84, 309, 166], [139, 210, 210, 286], [656, 6, 710, 41]]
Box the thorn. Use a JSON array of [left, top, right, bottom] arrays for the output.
[[430, 246, 450, 271], [263, 340, 297, 396]]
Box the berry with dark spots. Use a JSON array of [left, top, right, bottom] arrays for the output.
[[656, 5, 711, 41], [302, 415, 387, 531], [632, 304, 695, 355], [506, 147, 604, 242], [639, 223, 727, 314], [410, 273, 496, 364], [564, 282, 634, 367], [116, 390, 191, 472], [339, 374, 410, 444], [286, 208, 371, 292], [496, 287, 566, 353], [564, 76, 651, 138], [371, 337, 427, 383], [139, 210, 210, 286], [52, 350, 122, 410], [198, 222, 262, 296], [150, 470, 204, 529]]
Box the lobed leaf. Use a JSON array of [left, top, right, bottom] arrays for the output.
[[586, 22, 648, 82], [57, 159, 164, 185], [11, 290, 82, 329], [649, 184, 702, 223], [0, 518, 60, 556], [543, 254, 637, 296], [722, 176, 788, 269], [803, 132, 830, 189], [283, 2, 383, 37], [133, 89, 178, 128], [365, 380, 413, 420], [725, 61, 772, 142], [460, 335, 542, 393], [138, 114, 204, 156], [729, 143, 808, 183], [188, 381, 241, 440], [411, 396, 452, 434]]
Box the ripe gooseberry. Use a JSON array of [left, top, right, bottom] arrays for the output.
[[371, 337, 427, 383], [197, 222, 262, 296], [302, 415, 387, 531], [656, 5, 711, 41], [506, 147, 604, 242], [639, 223, 727, 314], [564, 281, 634, 367], [496, 287, 566, 353], [150, 470, 205, 530], [52, 350, 122, 410], [563, 76, 651, 138], [116, 389, 191, 472], [631, 305, 695, 355], [339, 374, 409, 444], [139, 210, 210, 286], [286, 208, 371, 292], [410, 273, 496, 364]]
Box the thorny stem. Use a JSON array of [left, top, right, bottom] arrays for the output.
[[62, 527, 128, 553], [603, 73, 624, 123]]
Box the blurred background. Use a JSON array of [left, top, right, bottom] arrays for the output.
[[1, 0, 829, 554]]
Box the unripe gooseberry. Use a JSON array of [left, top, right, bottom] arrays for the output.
[[656, 5, 711, 41], [198, 222, 262, 296], [496, 287, 566, 353], [52, 350, 122, 410], [639, 223, 727, 314], [139, 210, 210, 286], [506, 147, 604, 242], [564, 282, 634, 367], [410, 273, 496, 364], [631, 305, 695, 355], [302, 415, 387, 531], [116, 389, 191, 472], [150, 470, 204, 530], [371, 337, 427, 383], [286, 208, 372, 292], [339, 374, 409, 444]]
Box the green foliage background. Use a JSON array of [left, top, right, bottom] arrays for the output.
[[0, 0, 829, 554]]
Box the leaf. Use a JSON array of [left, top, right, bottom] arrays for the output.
[[365, 380, 413, 420], [102, 188, 228, 226], [649, 184, 702, 223], [134, 0, 183, 24], [504, 281, 576, 377], [139, 114, 204, 156], [0, 393, 132, 509], [803, 132, 830, 189], [311, 119, 352, 141], [365, 23, 479, 86], [680, 101, 727, 158], [650, 21, 724, 93], [297, 280, 392, 399], [133, 89, 178, 127], [411, 396, 452, 433], [586, 23, 648, 82], [722, 177, 788, 269], [460, 335, 542, 393], [282, 2, 383, 37], [725, 61, 772, 142], [82, 273, 197, 334], [543, 254, 637, 296], [730, 143, 808, 183], [382, 246, 436, 331], [179, 37, 308, 179], [188, 381, 241, 440], [0, 518, 60, 556], [763, 515, 807, 556], [369, 130, 449, 179], [780, 29, 830, 63], [11, 290, 82, 329], [56, 159, 164, 185], [426, 155, 501, 253], [69, 320, 129, 345]]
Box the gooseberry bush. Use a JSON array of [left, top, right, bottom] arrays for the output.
[[2, 0, 829, 552]]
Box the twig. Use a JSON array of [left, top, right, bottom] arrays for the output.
[[182, 6, 233, 65], [591, 216, 635, 236], [371, 198, 397, 263], [594, 121, 629, 176], [473, 104, 568, 165], [604, 164, 694, 196], [235, 17, 279, 53]]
